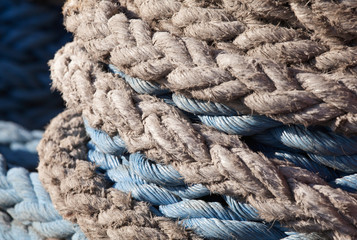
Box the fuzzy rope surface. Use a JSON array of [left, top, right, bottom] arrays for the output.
[[48, 39, 357, 238], [38, 109, 201, 240], [42, 0, 357, 239], [61, 0, 357, 134], [84, 119, 299, 239], [39, 109, 323, 240]]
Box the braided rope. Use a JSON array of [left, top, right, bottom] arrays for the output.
[[39, 109, 322, 239], [0, 121, 86, 240], [0, 0, 69, 129], [109, 64, 357, 175], [85, 120, 289, 239], [40, 0, 357, 239], [61, 0, 357, 134], [45, 38, 357, 238]]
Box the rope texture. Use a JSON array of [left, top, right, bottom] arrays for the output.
[[84, 119, 297, 239], [0, 121, 86, 240], [39, 109, 322, 240], [0, 0, 69, 129], [61, 0, 357, 134], [47, 38, 357, 238], [40, 0, 357, 239]]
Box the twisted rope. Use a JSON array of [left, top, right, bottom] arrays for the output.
[[40, 0, 357, 239], [109, 64, 357, 175], [39, 109, 321, 240], [0, 0, 69, 129], [46, 38, 357, 238], [61, 0, 357, 134], [0, 121, 86, 240], [85, 120, 288, 239]]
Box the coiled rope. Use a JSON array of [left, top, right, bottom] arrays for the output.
[[109, 64, 357, 178], [46, 38, 357, 238], [85, 118, 324, 240], [0, 121, 86, 240], [40, 0, 357, 239], [0, 0, 69, 129], [39, 109, 322, 239]]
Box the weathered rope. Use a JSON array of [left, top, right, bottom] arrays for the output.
[[39, 109, 321, 239], [61, 0, 357, 135], [0, 121, 86, 239], [0, 0, 69, 129], [109, 64, 357, 176], [85, 119, 290, 239], [46, 39, 357, 239], [40, 0, 357, 239]]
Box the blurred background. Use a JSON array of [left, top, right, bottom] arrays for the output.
[[0, 0, 69, 170], [0, 0, 68, 130]]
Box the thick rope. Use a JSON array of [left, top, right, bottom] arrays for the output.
[[60, 0, 357, 135], [109, 64, 357, 175], [84, 120, 291, 239], [39, 109, 322, 240], [0, 121, 86, 240], [38, 109, 201, 240], [40, 0, 357, 239], [0, 0, 69, 129], [46, 39, 357, 239]]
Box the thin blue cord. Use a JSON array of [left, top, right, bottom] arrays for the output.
[[180, 218, 286, 240]]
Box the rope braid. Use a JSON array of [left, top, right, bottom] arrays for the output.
[[39, 109, 322, 239], [40, 0, 357, 239], [0, 121, 86, 239]]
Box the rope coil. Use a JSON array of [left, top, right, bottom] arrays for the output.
[[40, 0, 357, 239]]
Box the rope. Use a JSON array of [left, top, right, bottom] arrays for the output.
[[85, 121, 291, 239], [45, 39, 357, 239], [0, 0, 69, 129], [0, 121, 86, 240], [39, 109, 323, 239], [110, 64, 357, 175], [61, 0, 357, 134], [40, 0, 357, 239]]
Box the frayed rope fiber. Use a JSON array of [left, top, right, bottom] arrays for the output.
[[39, 109, 321, 240], [39, 0, 357, 239], [0, 0, 69, 129], [0, 121, 86, 240]]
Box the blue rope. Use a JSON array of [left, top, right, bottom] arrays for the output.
[[180, 218, 286, 240], [223, 196, 261, 221], [108, 65, 169, 95], [162, 184, 210, 199], [129, 153, 185, 186], [332, 174, 357, 192], [269, 126, 357, 156], [261, 150, 340, 181], [84, 121, 304, 239], [159, 200, 243, 221], [0, 122, 86, 239], [0, 121, 41, 171], [199, 115, 282, 136], [172, 93, 237, 116], [84, 119, 126, 156], [109, 64, 357, 176], [0, 0, 69, 129]]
